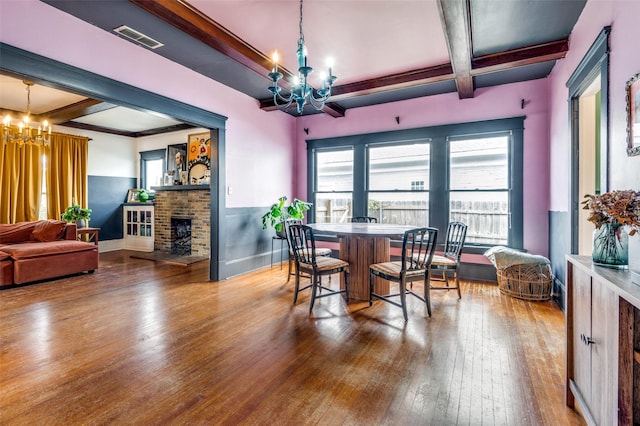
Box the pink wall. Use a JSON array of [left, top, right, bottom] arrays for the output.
[[0, 0, 297, 209], [548, 0, 640, 212], [296, 79, 551, 257]]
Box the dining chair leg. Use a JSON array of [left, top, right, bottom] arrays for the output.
[[400, 279, 408, 321], [424, 274, 432, 317], [344, 270, 350, 303], [287, 258, 293, 282], [293, 270, 301, 304], [309, 274, 319, 313], [368, 272, 374, 306], [455, 271, 461, 299]]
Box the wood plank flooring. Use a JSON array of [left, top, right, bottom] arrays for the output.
[[0, 251, 584, 425]]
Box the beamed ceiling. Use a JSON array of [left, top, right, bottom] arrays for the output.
[[0, 0, 586, 134]]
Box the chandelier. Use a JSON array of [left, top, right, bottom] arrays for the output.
[[267, 0, 337, 115], [2, 81, 52, 144]]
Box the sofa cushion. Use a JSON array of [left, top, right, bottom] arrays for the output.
[[2, 240, 96, 260], [0, 251, 10, 261], [30, 220, 66, 242], [0, 222, 37, 244]]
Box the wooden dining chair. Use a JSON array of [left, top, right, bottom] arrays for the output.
[[430, 221, 467, 299], [288, 224, 350, 311], [369, 227, 438, 320], [284, 219, 332, 282], [351, 216, 377, 223]]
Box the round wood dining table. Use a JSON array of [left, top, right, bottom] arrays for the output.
[[307, 222, 416, 301]]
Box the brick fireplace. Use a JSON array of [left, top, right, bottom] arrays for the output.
[[153, 187, 210, 257]]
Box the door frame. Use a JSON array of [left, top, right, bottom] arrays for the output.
[[566, 27, 610, 255], [0, 43, 228, 281]]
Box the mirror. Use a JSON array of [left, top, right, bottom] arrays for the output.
[[626, 72, 640, 156]]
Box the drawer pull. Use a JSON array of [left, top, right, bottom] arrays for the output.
[[580, 334, 594, 345]]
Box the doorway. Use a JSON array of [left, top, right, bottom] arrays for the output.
[[567, 27, 610, 256], [577, 76, 601, 255], [0, 43, 227, 281]]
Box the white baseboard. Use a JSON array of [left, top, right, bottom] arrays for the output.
[[98, 239, 124, 253]]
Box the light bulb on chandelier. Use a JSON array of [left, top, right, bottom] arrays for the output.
[[267, 0, 337, 115], [2, 81, 52, 144]]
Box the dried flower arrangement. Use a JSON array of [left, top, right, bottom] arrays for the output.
[[582, 190, 640, 236]]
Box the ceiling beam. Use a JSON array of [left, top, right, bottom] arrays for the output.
[[58, 121, 139, 137], [58, 121, 196, 138], [129, 0, 294, 86], [45, 99, 116, 124], [471, 38, 569, 75], [437, 0, 474, 99]]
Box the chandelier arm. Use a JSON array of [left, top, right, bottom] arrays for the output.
[[273, 92, 295, 110], [274, 88, 295, 105], [309, 87, 332, 104], [307, 94, 329, 112]]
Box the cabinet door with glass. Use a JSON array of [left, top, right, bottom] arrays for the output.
[[123, 205, 154, 252]]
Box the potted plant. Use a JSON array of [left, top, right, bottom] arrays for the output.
[[582, 189, 639, 268], [261, 196, 311, 238], [61, 204, 92, 229]]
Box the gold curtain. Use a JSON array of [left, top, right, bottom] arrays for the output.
[[47, 133, 89, 221], [0, 128, 48, 223], [0, 129, 88, 224]]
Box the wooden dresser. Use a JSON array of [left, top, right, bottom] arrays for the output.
[[566, 255, 639, 425]]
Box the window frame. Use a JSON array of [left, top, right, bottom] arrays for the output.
[[306, 117, 524, 251], [139, 149, 166, 191], [447, 132, 514, 247], [311, 146, 355, 223], [365, 140, 431, 226]]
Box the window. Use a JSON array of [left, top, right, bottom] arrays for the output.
[[313, 149, 353, 223], [449, 136, 509, 245], [140, 149, 166, 191], [367, 143, 430, 225], [307, 118, 523, 249]]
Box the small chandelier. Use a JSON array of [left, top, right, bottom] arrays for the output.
[[2, 81, 52, 144], [267, 0, 337, 115]]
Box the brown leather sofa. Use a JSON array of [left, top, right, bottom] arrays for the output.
[[0, 220, 99, 286]]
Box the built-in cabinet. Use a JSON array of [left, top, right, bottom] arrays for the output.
[[123, 204, 154, 252], [566, 255, 640, 425]]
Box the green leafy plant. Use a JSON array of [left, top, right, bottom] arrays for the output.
[[261, 196, 311, 235], [61, 204, 92, 223]]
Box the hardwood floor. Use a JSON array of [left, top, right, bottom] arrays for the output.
[[0, 251, 584, 425]]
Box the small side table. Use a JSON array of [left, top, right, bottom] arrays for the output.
[[77, 227, 100, 245]]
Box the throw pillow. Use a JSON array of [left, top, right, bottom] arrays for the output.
[[0, 222, 38, 243], [30, 220, 67, 242]]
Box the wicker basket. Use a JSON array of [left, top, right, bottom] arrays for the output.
[[496, 262, 553, 301]]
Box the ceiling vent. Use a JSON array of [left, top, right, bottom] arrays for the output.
[[113, 25, 164, 49]]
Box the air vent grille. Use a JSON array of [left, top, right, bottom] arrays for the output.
[[113, 25, 164, 49]]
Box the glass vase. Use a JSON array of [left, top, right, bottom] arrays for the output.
[[592, 222, 629, 268]]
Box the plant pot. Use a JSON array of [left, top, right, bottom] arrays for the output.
[[76, 219, 88, 229], [275, 225, 287, 240], [592, 222, 628, 269]]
